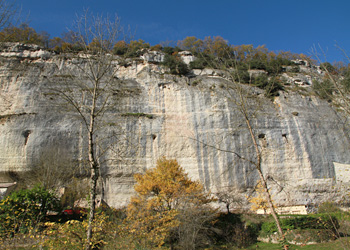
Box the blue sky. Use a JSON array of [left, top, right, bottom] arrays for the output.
[[15, 0, 350, 63]]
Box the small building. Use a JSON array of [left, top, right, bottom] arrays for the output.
[[0, 182, 17, 200], [256, 205, 309, 215]]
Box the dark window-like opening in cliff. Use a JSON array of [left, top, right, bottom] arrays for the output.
[[22, 130, 31, 145], [282, 133, 288, 143], [258, 133, 267, 147], [258, 134, 266, 139], [158, 83, 168, 89], [152, 134, 157, 140]]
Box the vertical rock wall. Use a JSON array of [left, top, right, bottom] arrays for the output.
[[0, 47, 349, 208]]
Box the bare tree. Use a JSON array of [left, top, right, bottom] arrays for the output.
[[47, 10, 131, 249], [196, 47, 288, 249], [311, 45, 350, 116], [0, 0, 17, 30], [24, 147, 78, 190], [215, 186, 245, 214]]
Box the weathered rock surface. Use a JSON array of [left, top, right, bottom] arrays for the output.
[[0, 44, 349, 209]]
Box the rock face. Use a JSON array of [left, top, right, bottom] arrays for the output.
[[0, 44, 349, 209]]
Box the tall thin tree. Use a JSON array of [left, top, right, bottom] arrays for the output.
[[196, 45, 288, 249], [48, 10, 131, 249]]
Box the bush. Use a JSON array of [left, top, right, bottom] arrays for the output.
[[162, 54, 190, 76], [162, 46, 175, 55], [0, 185, 60, 239], [162, 46, 182, 55], [189, 58, 207, 69], [318, 202, 342, 213], [0, 24, 49, 47], [320, 62, 336, 74], [150, 44, 162, 51], [172, 204, 218, 249], [247, 58, 294, 75], [252, 74, 269, 87], [124, 39, 150, 58], [266, 58, 294, 74], [212, 213, 259, 248], [284, 228, 337, 243], [41, 210, 114, 250], [113, 41, 128, 55], [123, 157, 216, 248], [252, 75, 284, 97], [233, 69, 250, 83], [249, 59, 267, 71], [313, 79, 334, 100], [341, 70, 350, 90], [261, 214, 339, 234]]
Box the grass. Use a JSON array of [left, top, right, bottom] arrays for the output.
[[243, 237, 350, 250], [2, 208, 350, 249], [2, 233, 350, 250]]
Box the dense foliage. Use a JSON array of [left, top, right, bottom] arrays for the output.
[[123, 157, 216, 248], [0, 185, 60, 239], [41, 210, 113, 250], [6, 23, 348, 99], [0, 23, 49, 47], [261, 214, 339, 234], [0, 183, 348, 248], [162, 53, 190, 75]]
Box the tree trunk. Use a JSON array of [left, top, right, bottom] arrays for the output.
[[86, 164, 98, 250], [86, 83, 98, 250], [244, 112, 287, 250]]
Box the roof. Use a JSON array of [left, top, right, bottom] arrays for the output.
[[0, 182, 17, 188]]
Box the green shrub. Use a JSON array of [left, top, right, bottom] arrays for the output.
[[162, 46, 182, 55], [150, 44, 162, 51], [0, 185, 60, 238], [341, 70, 350, 90], [249, 59, 267, 71], [266, 58, 294, 74], [320, 62, 336, 73], [252, 74, 269, 87], [284, 228, 337, 244], [247, 58, 294, 75], [233, 69, 250, 83], [41, 210, 114, 250], [124, 39, 150, 58], [60, 178, 89, 208], [261, 214, 339, 235], [252, 75, 284, 97], [189, 58, 207, 69], [312, 79, 334, 100], [0, 24, 49, 47], [318, 202, 342, 213], [212, 213, 259, 248], [113, 41, 128, 55], [162, 54, 189, 76]]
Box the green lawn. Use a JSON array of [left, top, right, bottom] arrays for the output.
[[244, 237, 350, 250]]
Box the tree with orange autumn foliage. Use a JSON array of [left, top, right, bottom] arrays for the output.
[[177, 36, 203, 53], [247, 180, 275, 214], [123, 157, 216, 248]]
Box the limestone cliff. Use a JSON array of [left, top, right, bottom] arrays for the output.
[[0, 43, 349, 209]]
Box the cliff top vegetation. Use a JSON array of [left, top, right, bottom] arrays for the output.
[[1, 22, 349, 100]]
